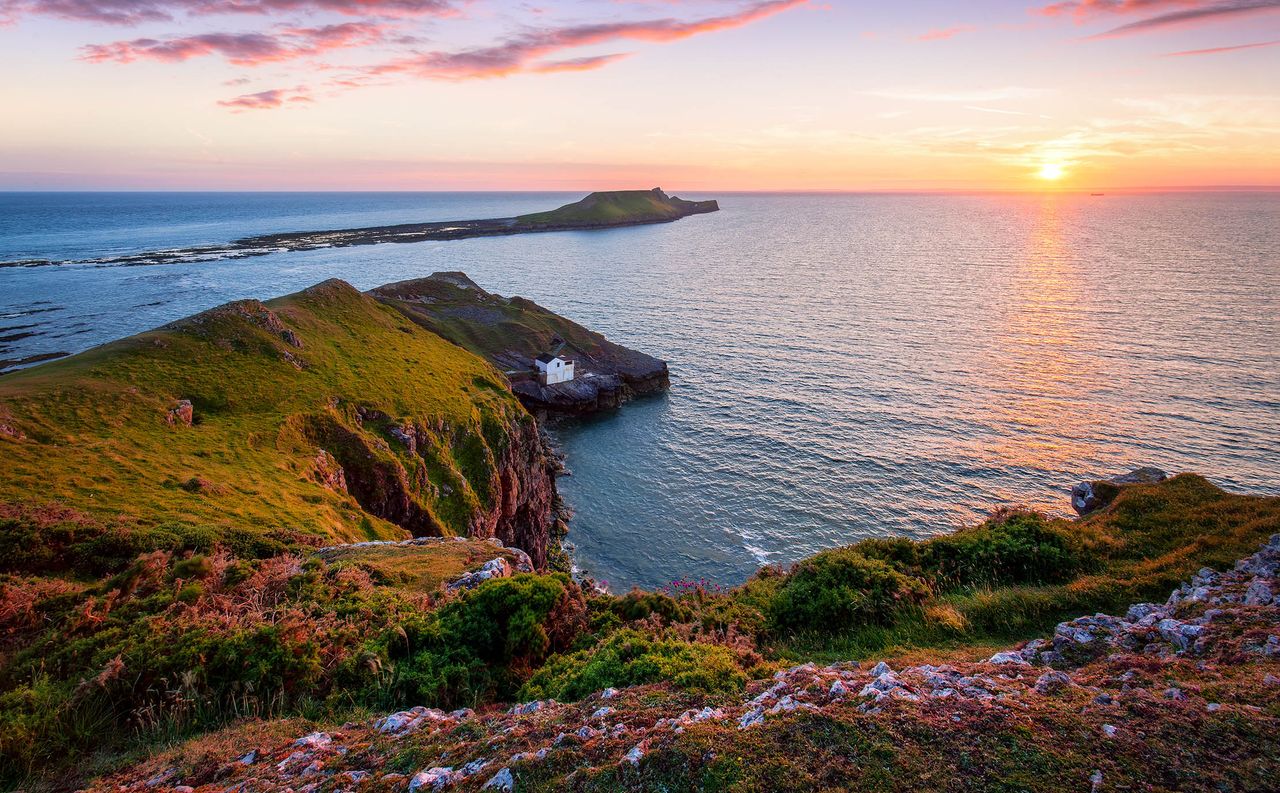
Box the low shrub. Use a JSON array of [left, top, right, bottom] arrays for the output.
[[767, 549, 930, 635], [520, 629, 748, 702]]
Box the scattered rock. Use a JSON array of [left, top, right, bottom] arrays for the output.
[[448, 557, 514, 591], [166, 399, 194, 427], [738, 707, 765, 730], [1034, 671, 1074, 694], [508, 699, 552, 716], [1245, 580, 1274, 606], [482, 768, 515, 791], [623, 740, 649, 766], [989, 650, 1031, 665], [311, 449, 347, 492], [409, 767, 455, 792]]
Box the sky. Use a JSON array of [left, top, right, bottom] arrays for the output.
[[1, 0, 1278, 190]]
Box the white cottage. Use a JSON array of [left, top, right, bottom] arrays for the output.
[[535, 352, 575, 385]]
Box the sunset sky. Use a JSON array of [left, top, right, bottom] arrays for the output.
[[1, 0, 1278, 190]]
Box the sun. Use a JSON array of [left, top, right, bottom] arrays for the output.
[[1037, 163, 1066, 181]]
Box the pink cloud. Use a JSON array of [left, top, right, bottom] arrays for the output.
[[367, 0, 807, 79], [1093, 0, 1280, 36], [528, 53, 633, 73], [0, 0, 456, 25], [1035, 1, 1203, 19], [916, 24, 976, 41], [80, 21, 388, 64], [1033, 0, 1280, 37], [217, 84, 312, 110], [1161, 36, 1280, 53]]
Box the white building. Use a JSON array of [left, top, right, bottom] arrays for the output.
[[535, 353, 575, 385]]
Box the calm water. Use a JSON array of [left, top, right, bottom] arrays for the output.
[[2, 192, 1278, 590]]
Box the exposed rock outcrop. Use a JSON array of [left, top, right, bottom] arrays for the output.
[[1071, 466, 1168, 515], [300, 408, 555, 568], [165, 399, 193, 427]]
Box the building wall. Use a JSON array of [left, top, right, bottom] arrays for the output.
[[545, 361, 574, 384]]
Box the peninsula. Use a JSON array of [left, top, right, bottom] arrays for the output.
[[371, 272, 669, 416], [0, 189, 720, 268]]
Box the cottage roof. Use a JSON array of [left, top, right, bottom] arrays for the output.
[[535, 352, 558, 364]]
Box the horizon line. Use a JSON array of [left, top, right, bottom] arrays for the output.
[[2, 185, 1279, 195]]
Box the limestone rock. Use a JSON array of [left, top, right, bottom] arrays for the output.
[[166, 399, 194, 427], [1071, 467, 1167, 515]]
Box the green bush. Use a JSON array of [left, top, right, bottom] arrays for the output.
[[768, 549, 930, 634], [520, 629, 747, 702], [381, 574, 575, 708], [857, 513, 1084, 591]]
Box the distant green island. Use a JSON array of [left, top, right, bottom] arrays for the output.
[[0, 189, 721, 269]]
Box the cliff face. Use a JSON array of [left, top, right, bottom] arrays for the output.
[[0, 278, 558, 565], [372, 273, 670, 417]]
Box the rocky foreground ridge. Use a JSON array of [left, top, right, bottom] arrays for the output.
[[93, 533, 1280, 792]]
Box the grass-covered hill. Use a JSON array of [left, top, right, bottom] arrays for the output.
[[5, 469, 1278, 790], [371, 273, 668, 413], [0, 279, 555, 552], [515, 188, 718, 228]]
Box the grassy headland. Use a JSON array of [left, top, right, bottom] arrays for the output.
[[0, 279, 547, 545]]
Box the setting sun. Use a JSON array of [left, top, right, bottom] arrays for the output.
[[1038, 163, 1067, 181]]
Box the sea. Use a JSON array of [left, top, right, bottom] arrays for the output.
[[2, 191, 1278, 591]]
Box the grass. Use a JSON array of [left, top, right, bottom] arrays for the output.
[[0, 278, 534, 544], [515, 189, 714, 227], [319, 540, 526, 594]]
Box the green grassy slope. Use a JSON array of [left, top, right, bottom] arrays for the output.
[[0, 279, 533, 544], [516, 188, 717, 227]]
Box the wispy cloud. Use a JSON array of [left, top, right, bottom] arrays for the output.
[[1036, 1, 1213, 20], [1034, 0, 1280, 37], [1090, 0, 1280, 37], [865, 87, 1052, 103], [916, 24, 976, 41], [1161, 37, 1280, 54], [963, 105, 1054, 119], [80, 22, 389, 65], [365, 0, 807, 80], [217, 84, 312, 110], [0, 0, 456, 25]]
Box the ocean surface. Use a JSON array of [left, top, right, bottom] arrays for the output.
[[2, 191, 1278, 590]]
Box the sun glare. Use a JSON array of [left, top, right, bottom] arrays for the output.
[[1037, 163, 1066, 181]]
